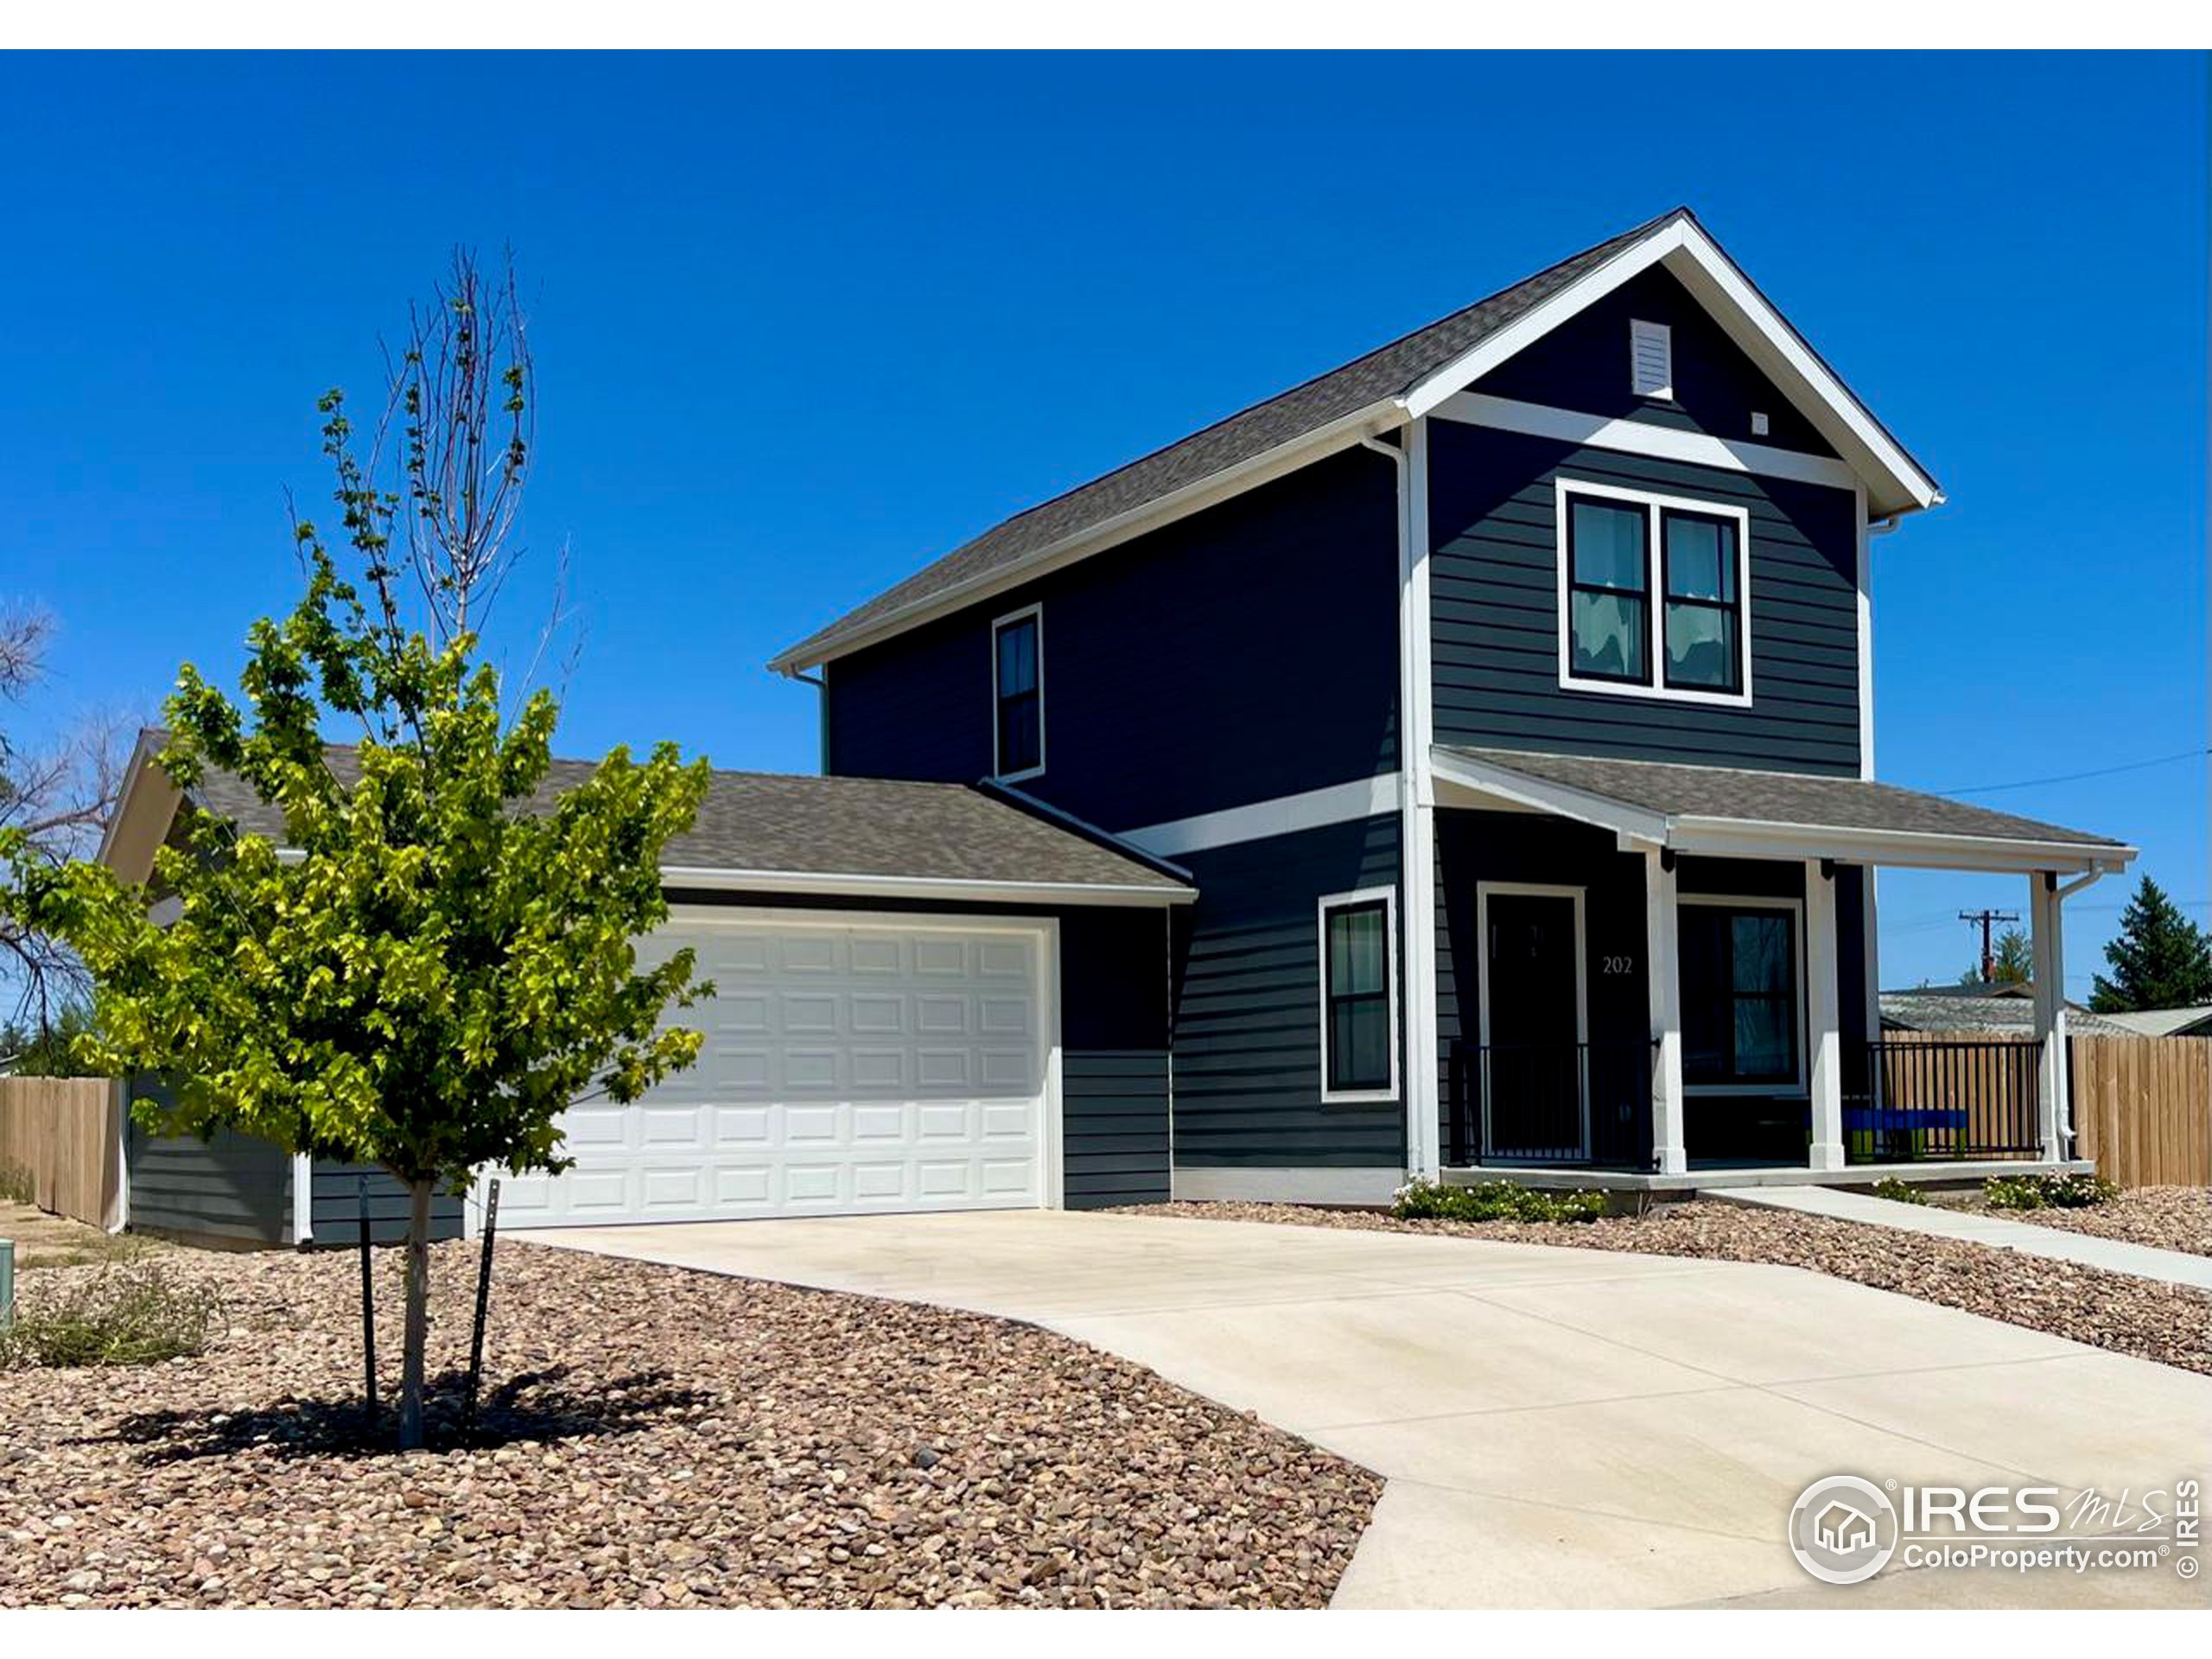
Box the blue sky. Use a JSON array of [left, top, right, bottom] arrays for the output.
[[0, 51, 2203, 997]]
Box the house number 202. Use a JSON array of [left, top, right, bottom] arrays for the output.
[[1601, 955, 1634, 976]]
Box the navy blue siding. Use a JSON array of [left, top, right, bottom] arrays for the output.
[[1058, 908, 1172, 1208], [826, 447, 1401, 831], [1171, 814, 1404, 1171], [1433, 819, 1869, 1165], [310, 1162, 465, 1246], [1469, 264, 1838, 456], [1427, 421, 1862, 774], [123, 1073, 290, 1246]]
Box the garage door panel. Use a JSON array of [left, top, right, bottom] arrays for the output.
[[502, 916, 1050, 1228]]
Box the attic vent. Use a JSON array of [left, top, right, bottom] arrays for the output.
[[1630, 320, 1673, 399]]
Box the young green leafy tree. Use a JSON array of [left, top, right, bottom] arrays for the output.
[[0, 253, 712, 1448], [2089, 875, 2212, 1013]]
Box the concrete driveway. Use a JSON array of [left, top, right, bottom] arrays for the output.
[[529, 1210, 2212, 1609]]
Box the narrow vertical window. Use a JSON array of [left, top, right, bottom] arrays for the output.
[[1660, 508, 1743, 693], [1319, 888, 1397, 1100], [1565, 494, 1650, 685], [991, 607, 1043, 779]]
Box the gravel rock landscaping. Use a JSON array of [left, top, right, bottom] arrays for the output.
[[0, 1239, 1376, 1609], [1120, 1200, 2212, 1376], [1999, 1185, 2212, 1258]]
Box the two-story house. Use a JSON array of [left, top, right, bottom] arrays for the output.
[[99, 207, 2136, 1243]]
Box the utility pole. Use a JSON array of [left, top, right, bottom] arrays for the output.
[[1959, 908, 2021, 983]]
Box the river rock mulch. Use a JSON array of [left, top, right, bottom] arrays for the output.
[[1117, 1201, 2212, 1376], [2002, 1185, 2212, 1258], [0, 1241, 1376, 1609]]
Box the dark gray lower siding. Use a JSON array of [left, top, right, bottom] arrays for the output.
[[1171, 814, 1404, 1171], [309, 1162, 466, 1246], [124, 1073, 289, 1246]]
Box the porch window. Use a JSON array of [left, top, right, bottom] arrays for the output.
[[1319, 887, 1397, 1100], [992, 606, 1043, 779], [1680, 901, 1802, 1089]]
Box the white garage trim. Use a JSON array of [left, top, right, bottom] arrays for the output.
[[483, 906, 1064, 1224], [659, 867, 1190, 907]]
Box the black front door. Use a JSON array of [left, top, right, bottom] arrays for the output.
[[1484, 892, 1585, 1158]]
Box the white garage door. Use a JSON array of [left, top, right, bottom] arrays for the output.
[[499, 911, 1055, 1228]]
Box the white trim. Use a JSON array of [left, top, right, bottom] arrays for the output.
[[1405, 216, 1940, 518], [1435, 391, 1861, 493], [1119, 773, 1400, 857], [1318, 885, 1401, 1105], [1802, 866, 1845, 1170], [1402, 419, 1441, 1178], [989, 602, 1046, 784], [1171, 1165, 1402, 1205], [1676, 892, 1809, 1098], [1473, 880, 1589, 1160], [1643, 850, 1686, 1175], [1428, 746, 2136, 877], [289, 1151, 314, 1248], [769, 404, 1405, 672], [1554, 476, 1755, 709], [657, 866, 1192, 907], [108, 1077, 131, 1233]]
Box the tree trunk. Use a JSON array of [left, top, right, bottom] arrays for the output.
[[397, 1176, 434, 1450]]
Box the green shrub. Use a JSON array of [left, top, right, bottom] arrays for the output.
[[0, 1259, 226, 1369], [1870, 1176, 1929, 1205], [1394, 1176, 1610, 1224], [1984, 1172, 2118, 1212]]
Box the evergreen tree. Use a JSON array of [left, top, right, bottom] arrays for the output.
[[2088, 876, 2212, 1012]]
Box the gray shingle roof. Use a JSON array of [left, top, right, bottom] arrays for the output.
[[181, 748, 1189, 894], [1878, 992, 2136, 1039], [772, 209, 1689, 670], [1437, 747, 2129, 850]]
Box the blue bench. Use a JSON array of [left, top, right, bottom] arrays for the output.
[[1844, 1106, 1969, 1135]]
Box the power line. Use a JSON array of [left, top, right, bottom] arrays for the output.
[[1935, 747, 2210, 797]]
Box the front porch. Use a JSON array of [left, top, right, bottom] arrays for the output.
[[1423, 747, 2138, 1185]]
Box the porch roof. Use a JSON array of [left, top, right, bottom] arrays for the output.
[[1429, 747, 2137, 875]]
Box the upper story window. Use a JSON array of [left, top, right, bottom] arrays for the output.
[[1319, 887, 1397, 1103], [1554, 480, 1751, 707], [991, 605, 1044, 779]]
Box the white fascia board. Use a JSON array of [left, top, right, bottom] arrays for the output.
[[95, 733, 183, 886], [1436, 391, 1862, 493], [1667, 818, 2139, 875], [1403, 215, 1941, 521], [657, 865, 1195, 907], [1427, 747, 1670, 842], [1120, 773, 1401, 857], [769, 402, 1407, 673]]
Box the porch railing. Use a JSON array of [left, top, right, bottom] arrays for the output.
[[1447, 1039, 1659, 1170], [1847, 1039, 2044, 1164]]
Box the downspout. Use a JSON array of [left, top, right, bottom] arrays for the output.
[[2046, 868, 2107, 1158], [783, 666, 830, 772]]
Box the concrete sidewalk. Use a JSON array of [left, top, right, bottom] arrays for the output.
[[1710, 1185, 2212, 1291], [531, 1210, 2212, 1609]]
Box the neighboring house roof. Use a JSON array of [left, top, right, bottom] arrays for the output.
[[2094, 1005, 2212, 1039], [770, 207, 1944, 673], [1878, 991, 2137, 1039], [1429, 747, 2135, 875], [104, 734, 1192, 906]]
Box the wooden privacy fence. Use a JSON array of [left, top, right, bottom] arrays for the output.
[[2070, 1035, 2211, 1189], [0, 1076, 118, 1226]]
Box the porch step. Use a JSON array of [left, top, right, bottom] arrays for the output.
[[1705, 1184, 2212, 1292]]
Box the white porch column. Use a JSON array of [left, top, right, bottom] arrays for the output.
[[2030, 873, 2067, 1159], [1643, 848, 1686, 1175], [1805, 859, 1845, 1171]]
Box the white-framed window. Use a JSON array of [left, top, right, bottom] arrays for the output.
[[1677, 893, 1808, 1096], [1317, 885, 1398, 1103], [1554, 477, 1753, 707], [990, 603, 1044, 781]]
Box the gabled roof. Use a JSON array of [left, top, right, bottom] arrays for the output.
[[1878, 992, 2139, 1039], [99, 733, 1192, 907], [772, 207, 1943, 672], [1429, 747, 2135, 876]]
